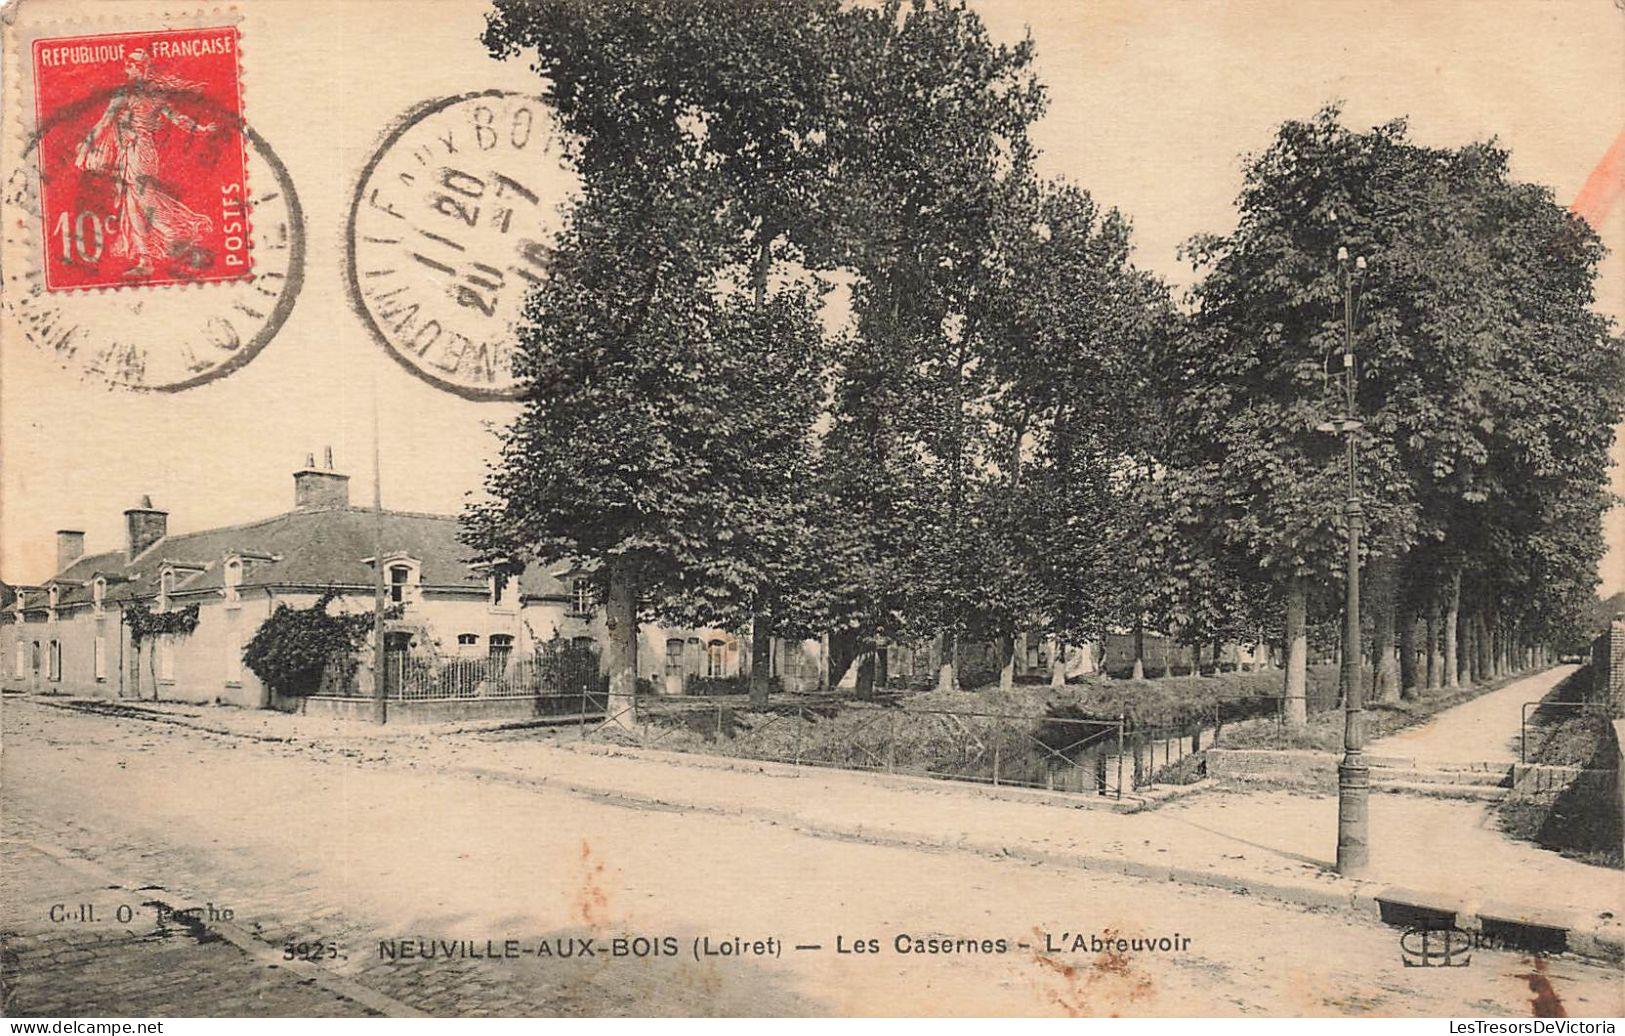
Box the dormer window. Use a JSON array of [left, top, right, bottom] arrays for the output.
[[389, 565, 411, 604], [158, 568, 175, 611], [92, 577, 106, 612], [366, 552, 421, 607], [570, 577, 594, 616], [223, 558, 243, 603]]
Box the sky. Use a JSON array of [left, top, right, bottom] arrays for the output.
[[2, 0, 1622, 596]]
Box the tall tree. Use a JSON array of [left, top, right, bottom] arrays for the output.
[[819, 0, 1045, 692], [1175, 106, 1623, 724], [473, 0, 846, 716]]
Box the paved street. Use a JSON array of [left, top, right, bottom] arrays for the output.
[[3, 696, 1621, 1017], [0, 841, 379, 1017]]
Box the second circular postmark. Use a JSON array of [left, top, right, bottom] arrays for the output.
[[346, 90, 578, 402]]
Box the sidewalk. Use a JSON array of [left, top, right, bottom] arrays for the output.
[[14, 687, 1623, 964]]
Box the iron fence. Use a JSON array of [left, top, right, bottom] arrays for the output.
[[369, 640, 607, 704]]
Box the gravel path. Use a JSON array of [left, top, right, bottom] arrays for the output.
[[1366, 666, 1578, 765]]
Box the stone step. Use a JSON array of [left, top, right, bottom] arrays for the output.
[[1374, 780, 1507, 802], [1369, 763, 1512, 786]]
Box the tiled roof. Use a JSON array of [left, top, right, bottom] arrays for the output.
[[34, 507, 571, 608]]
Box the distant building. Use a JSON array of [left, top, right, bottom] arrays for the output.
[[1, 452, 823, 712]]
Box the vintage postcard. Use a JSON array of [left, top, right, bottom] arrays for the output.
[[2, 0, 1622, 1024]]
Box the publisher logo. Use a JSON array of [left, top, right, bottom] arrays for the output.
[[1400, 924, 1473, 967]]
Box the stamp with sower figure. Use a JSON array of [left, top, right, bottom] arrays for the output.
[[32, 27, 250, 291], [5, 20, 304, 392]]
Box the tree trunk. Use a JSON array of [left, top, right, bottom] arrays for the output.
[[1425, 603, 1440, 690], [1443, 571, 1460, 688], [749, 610, 771, 709], [855, 650, 876, 700], [1131, 619, 1146, 680], [874, 642, 889, 690], [998, 634, 1016, 693], [828, 629, 861, 694], [1371, 558, 1399, 704], [937, 633, 956, 693], [1399, 608, 1420, 700], [1460, 610, 1477, 685], [1050, 638, 1066, 688], [1476, 613, 1493, 682], [1283, 575, 1308, 727], [604, 561, 639, 728]]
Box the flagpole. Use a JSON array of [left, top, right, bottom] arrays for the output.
[[371, 371, 387, 726]]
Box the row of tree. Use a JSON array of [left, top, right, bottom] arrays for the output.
[[465, 0, 1624, 723]]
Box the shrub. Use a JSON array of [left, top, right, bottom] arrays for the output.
[[242, 593, 381, 697]]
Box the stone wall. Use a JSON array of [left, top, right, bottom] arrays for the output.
[[1615, 721, 1625, 866], [288, 693, 595, 725], [1591, 620, 1625, 717]]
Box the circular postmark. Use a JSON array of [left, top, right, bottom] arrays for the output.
[[4, 38, 305, 392], [346, 90, 578, 401]]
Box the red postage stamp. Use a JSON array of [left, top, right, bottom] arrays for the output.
[[30, 27, 249, 291]]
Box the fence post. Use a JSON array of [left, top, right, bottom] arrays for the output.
[[1116, 712, 1125, 800], [1519, 703, 1528, 764], [886, 712, 896, 773], [992, 734, 1001, 787]]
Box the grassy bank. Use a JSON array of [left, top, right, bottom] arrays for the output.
[[1495, 666, 1620, 869], [1213, 670, 1533, 752]]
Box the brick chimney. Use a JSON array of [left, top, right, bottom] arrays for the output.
[[124, 496, 167, 559], [56, 530, 85, 574], [294, 447, 350, 509]]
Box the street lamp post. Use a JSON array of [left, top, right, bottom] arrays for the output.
[[1330, 246, 1368, 875]]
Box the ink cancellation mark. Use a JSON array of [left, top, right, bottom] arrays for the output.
[[7, 27, 306, 391], [346, 91, 577, 401]]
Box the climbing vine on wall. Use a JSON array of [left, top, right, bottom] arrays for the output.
[[242, 593, 398, 697], [124, 601, 201, 644]]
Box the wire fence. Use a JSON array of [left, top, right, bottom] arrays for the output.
[[577, 698, 1240, 798]]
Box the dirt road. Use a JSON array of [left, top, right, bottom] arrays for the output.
[[3, 697, 1619, 1017]]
